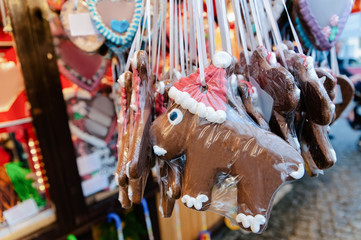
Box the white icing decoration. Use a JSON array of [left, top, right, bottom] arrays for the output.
[[330, 103, 336, 113], [181, 194, 208, 210], [206, 107, 218, 122], [126, 162, 130, 178], [197, 102, 207, 118], [118, 191, 123, 203], [130, 53, 138, 69], [113, 172, 119, 186], [128, 185, 133, 200], [173, 70, 182, 80], [118, 73, 126, 87], [290, 163, 305, 179], [158, 205, 164, 217], [167, 108, 184, 125], [153, 145, 167, 156], [236, 213, 266, 233], [166, 187, 173, 198], [330, 148, 337, 163], [168, 86, 227, 123], [156, 81, 165, 94], [212, 51, 232, 68], [269, 52, 278, 67]]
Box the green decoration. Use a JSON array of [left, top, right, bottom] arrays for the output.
[[4, 162, 46, 207], [329, 26, 338, 41], [67, 234, 77, 240], [74, 112, 83, 120]]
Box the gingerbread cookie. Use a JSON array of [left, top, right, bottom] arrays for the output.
[[283, 50, 335, 126], [250, 47, 300, 113], [150, 51, 304, 233], [332, 75, 355, 123], [316, 68, 337, 101]]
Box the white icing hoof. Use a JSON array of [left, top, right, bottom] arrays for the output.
[[158, 206, 164, 217], [118, 191, 123, 203], [126, 162, 130, 178], [166, 187, 173, 198], [153, 145, 167, 156], [113, 172, 119, 186], [212, 51, 232, 69], [330, 148, 337, 163], [128, 185, 133, 200], [181, 194, 209, 210], [290, 163, 305, 179], [236, 213, 266, 233]]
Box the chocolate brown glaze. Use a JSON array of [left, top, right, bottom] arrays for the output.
[[316, 68, 336, 101], [237, 81, 270, 130], [250, 48, 300, 113], [159, 159, 183, 218], [299, 138, 323, 177], [269, 111, 300, 152], [332, 75, 355, 124], [126, 50, 154, 204], [283, 51, 334, 125], [150, 103, 304, 233], [302, 119, 336, 169]]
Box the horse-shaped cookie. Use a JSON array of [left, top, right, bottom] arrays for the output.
[[150, 51, 305, 233]]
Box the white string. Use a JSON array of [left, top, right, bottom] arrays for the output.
[[232, 0, 250, 64], [263, 0, 286, 67], [215, 0, 232, 53], [178, 2, 186, 76], [183, 0, 189, 73], [192, 0, 205, 86], [330, 47, 340, 75], [240, 0, 256, 50], [169, 0, 175, 78], [151, 0, 160, 73], [248, 0, 263, 47], [256, 0, 271, 50], [281, 0, 303, 54], [206, 0, 215, 59], [174, 1, 179, 71], [188, 0, 196, 66]]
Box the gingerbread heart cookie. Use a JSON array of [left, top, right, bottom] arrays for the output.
[[87, 0, 143, 46], [60, 0, 105, 53]]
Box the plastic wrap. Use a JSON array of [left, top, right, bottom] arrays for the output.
[[149, 51, 305, 233], [115, 50, 154, 208]]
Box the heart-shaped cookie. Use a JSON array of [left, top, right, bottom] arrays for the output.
[[294, 0, 353, 51], [60, 0, 105, 53], [88, 0, 143, 46], [54, 36, 111, 91]]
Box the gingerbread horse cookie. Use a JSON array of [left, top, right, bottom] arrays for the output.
[[150, 52, 305, 233]]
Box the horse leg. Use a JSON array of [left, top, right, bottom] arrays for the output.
[[235, 173, 284, 234], [180, 152, 217, 211]]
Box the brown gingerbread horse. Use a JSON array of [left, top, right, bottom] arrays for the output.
[[150, 51, 305, 233]]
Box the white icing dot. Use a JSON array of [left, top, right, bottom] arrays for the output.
[[197, 102, 207, 118], [212, 51, 232, 68], [206, 107, 218, 122], [153, 145, 167, 156]]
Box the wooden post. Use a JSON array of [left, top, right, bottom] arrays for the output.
[[6, 0, 86, 233]]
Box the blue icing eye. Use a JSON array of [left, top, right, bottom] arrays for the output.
[[168, 108, 183, 125], [110, 20, 129, 34], [170, 111, 178, 121]]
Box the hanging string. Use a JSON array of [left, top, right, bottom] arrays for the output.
[[188, 0, 196, 67], [206, 0, 215, 59], [169, 0, 175, 78], [151, 0, 160, 73], [248, 0, 263, 47], [178, 1, 186, 76], [232, 0, 250, 64], [183, 0, 189, 73], [239, 0, 256, 51], [330, 47, 340, 75], [281, 0, 303, 54], [174, 1, 179, 71], [192, 0, 206, 86]]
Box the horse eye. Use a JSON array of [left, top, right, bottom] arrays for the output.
[[167, 108, 183, 125]]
